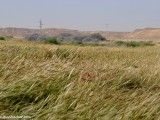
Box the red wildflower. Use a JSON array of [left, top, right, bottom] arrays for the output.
[[82, 72, 97, 81]]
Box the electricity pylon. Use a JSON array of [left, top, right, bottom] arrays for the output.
[[38, 19, 44, 35], [39, 19, 44, 30]]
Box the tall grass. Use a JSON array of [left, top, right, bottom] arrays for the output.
[[0, 40, 160, 119]]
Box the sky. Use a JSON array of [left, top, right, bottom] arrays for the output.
[[0, 0, 160, 32]]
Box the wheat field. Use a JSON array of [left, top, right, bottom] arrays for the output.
[[0, 40, 160, 119]]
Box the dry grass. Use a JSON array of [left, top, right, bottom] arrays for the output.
[[0, 40, 160, 119]]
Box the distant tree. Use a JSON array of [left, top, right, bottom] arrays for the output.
[[91, 33, 106, 41]]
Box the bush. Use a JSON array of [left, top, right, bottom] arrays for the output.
[[140, 41, 155, 46], [73, 35, 88, 42], [0, 37, 5, 40], [25, 34, 49, 41], [126, 41, 141, 47], [56, 33, 106, 43], [115, 41, 155, 47], [45, 38, 60, 45], [91, 33, 106, 41]]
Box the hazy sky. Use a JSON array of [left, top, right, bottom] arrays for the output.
[[1, 0, 160, 31]]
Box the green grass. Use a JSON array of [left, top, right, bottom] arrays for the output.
[[0, 40, 160, 119]]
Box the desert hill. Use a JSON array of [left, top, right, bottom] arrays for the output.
[[1, 27, 160, 40], [126, 28, 160, 40], [0, 27, 128, 39], [0, 28, 81, 38]]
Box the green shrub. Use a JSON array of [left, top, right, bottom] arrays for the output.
[[0, 37, 5, 40], [140, 41, 155, 46], [45, 38, 60, 45], [115, 41, 155, 47], [126, 41, 141, 47]]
